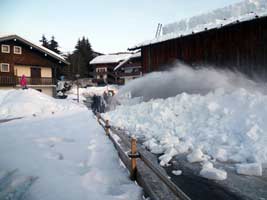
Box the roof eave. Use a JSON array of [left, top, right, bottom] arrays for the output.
[[129, 13, 267, 49], [0, 35, 70, 65]]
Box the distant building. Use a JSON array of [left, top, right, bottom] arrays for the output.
[[0, 34, 69, 96], [89, 52, 142, 85], [129, 12, 267, 79], [113, 52, 142, 84]]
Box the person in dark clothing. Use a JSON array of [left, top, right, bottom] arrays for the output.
[[91, 95, 98, 113]]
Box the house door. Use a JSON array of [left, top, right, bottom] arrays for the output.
[[31, 67, 41, 84]]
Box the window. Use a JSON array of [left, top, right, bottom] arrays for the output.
[[96, 67, 107, 73], [1, 45, 10, 53], [14, 46, 22, 54], [0, 63, 10, 72]]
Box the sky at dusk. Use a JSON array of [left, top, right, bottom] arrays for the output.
[[0, 0, 241, 54]]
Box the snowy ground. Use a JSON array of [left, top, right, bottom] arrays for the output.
[[0, 89, 142, 200]]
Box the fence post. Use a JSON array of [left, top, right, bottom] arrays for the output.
[[97, 113, 100, 123], [130, 138, 137, 180], [105, 120, 110, 135]]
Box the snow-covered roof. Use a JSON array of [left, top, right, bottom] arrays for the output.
[[90, 53, 134, 65], [113, 52, 141, 71], [0, 34, 69, 65], [129, 0, 267, 50]]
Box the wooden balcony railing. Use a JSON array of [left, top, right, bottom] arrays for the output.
[[0, 76, 55, 86], [116, 71, 142, 77], [0, 76, 16, 86], [19, 77, 55, 85]]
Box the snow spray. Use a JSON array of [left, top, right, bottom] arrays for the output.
[[112, 62, 267, 105]]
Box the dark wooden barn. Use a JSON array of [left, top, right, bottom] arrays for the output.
[[129, 14, 267, 79]]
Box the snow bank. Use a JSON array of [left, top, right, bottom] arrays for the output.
[[0, 89, 85, 119], [105, 87, 267, 179]]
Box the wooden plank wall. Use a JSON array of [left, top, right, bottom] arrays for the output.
[[142, 16, 267, 79], [0, 40, 63, 78]]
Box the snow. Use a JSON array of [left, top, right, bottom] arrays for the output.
[[200, 162, 227, 180], [130, 0, 267, 49], [90, 53, 133, 65], [236, 163, 262, 176], [187, 148, 206, 163], [105, 85, 267, 179], [0, 94, 142, 199], [162, 0, 267, 35], [172, 170, 182, 176], [113, 52, 141, 71], [0, 89, 85, 119], [66, 85, 119, 102]]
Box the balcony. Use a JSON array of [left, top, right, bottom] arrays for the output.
[[0, 76, 55, 86], [116, 71, 142, 77], [0, 76, 16, 86]]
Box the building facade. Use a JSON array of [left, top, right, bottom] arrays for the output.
[[90, 52, 142, 85], [113, 52, 142, 84], [130, 13, 267, 79], [0, 35, 69, 96]]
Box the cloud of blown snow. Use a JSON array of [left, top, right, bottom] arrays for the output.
[[114, 62, 266, 103]]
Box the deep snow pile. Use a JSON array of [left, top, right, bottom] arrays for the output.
[[0, 111, 142, 199], [0, 89, 85, 119], [105, 88, 267, 180]]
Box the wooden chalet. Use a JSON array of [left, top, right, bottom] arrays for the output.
[[129, 12, 267, 79], [89, 52, 142, 85], [113, 52, 142, 84], [0, 34, 69, 96]]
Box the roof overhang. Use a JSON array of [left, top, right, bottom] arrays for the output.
[[129, 12, 267, 51], [0, 34, 70, 65]]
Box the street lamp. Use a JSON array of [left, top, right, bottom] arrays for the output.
[[75, 74, 80, 102]]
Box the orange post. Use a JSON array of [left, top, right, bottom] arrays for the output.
[[130, 138, 137, 180]]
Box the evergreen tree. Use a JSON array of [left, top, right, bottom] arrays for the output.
[[68, 37, 94, 78], [49, 36, 61, 54], [39, 34, 49, 48]]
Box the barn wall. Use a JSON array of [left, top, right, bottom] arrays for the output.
[[142, 16, 267, 78]]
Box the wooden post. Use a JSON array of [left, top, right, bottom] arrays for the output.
[[97, 113, 100, 123], [105, 120, 110, 135], [130, 138, 137, 180]]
